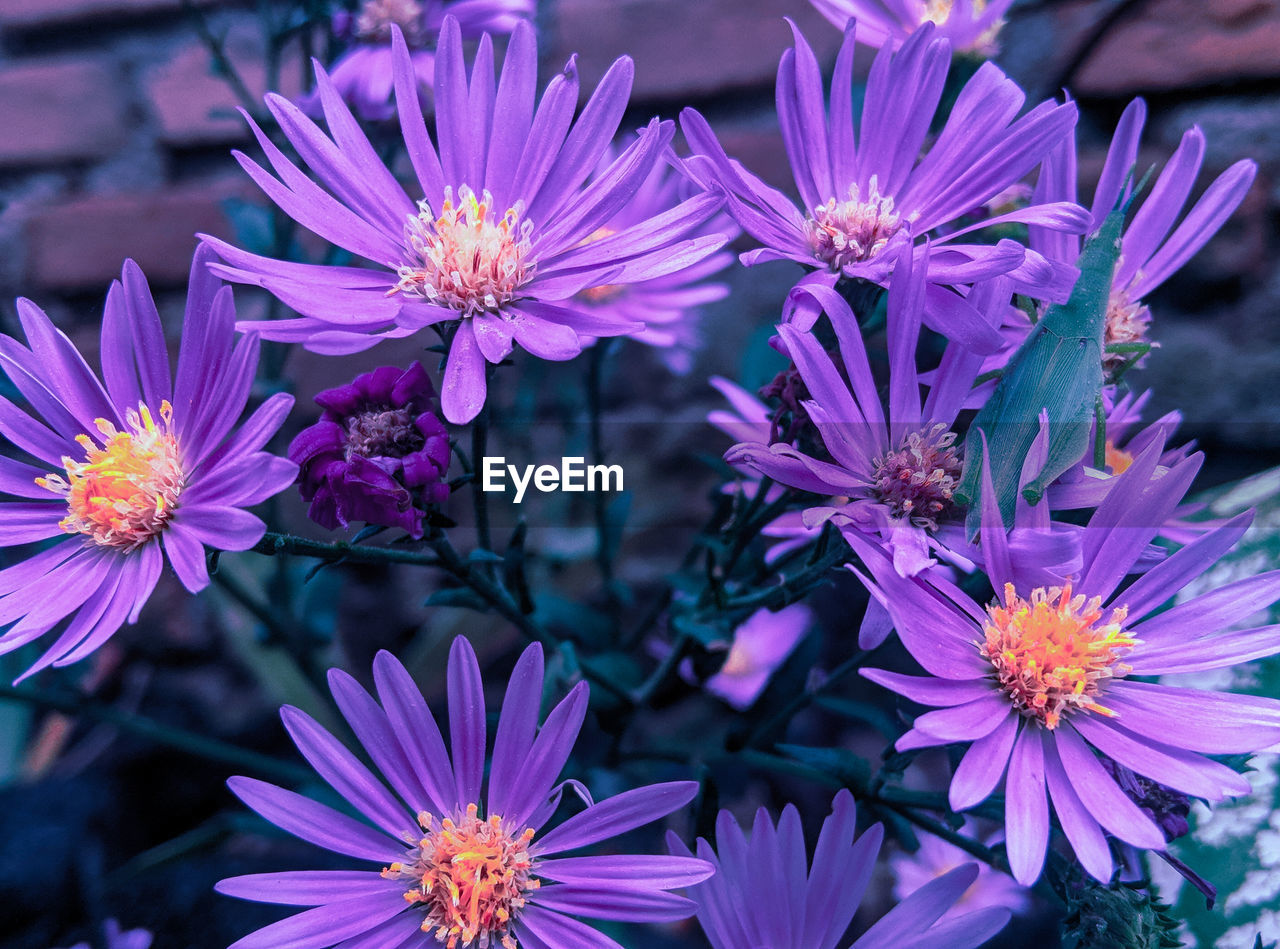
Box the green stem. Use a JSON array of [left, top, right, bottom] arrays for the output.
[[742, 648, 873, 748], [0, 684, 310, 785], [252, 531, 443, 568]]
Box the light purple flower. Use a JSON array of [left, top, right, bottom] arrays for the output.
[[679, 19, 1087, 352], [574, 144, 739, 374], [1030, 97, 1256, 376], [811, 0, 1015, 56], [890, 827, 1031, 919], [0, 249, 296, 682], [219, 639, 712, 949], [689, 603, 812, 710], [205, 17, 728, 423], [725, 251, 989, 579], [57, 919, 153, 949], [298, 0, 535, 122], [668, 789, 1010, 949], [851, 435, 1280, 885]]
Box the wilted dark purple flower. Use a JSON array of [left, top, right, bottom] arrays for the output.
[[1105, 759, 1192, 843], [668, 789, 1010, 948], [298, 0, 535, 121], [0, 248, 296, 682], [289, 362, 450, 538], [205, 16, 727, 423], [680, 19, 1087, 352], [219, 639, 711, 949]]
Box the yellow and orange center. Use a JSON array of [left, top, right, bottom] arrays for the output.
[[36, 401, 183, 551], [356, 0, 426, 44], [981, 582, 1136, 730], [806, 177, 903, 272], [383, 803, 537, 949], [394, 185, 535, 318], [1104, 440, 1134, 475], [922, 0, 955, 25]]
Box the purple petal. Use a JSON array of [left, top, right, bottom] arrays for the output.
[[226, 776, 401, 862], [534, 782, 697, 856], [1004, 725, 1048, 885], [447, 636, 486, 808]]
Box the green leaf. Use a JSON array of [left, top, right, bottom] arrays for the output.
[[956, 207, 1123, 532]]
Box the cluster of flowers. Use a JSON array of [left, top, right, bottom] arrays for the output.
[[3, 0, 1277, 946]]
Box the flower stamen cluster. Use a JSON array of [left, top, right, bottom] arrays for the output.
[[870, 423, 963, 528], [384, 803, 538, 949], [1103, 287, 1155, 374], [356, 0, 427, 44], [395, 186, 535, 317], [344, 407, 425, 461], [805, 176, 903, 271], [982, 582, 1136, 729], [37, 401, 184, 550]]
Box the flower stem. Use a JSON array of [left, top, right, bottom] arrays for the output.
[[0, 683, 311, 785], [252, 531, 443, 568]]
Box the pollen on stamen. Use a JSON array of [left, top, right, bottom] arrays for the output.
[[36, 400, 184, 551], [806, 177, 904, 273], [393, 185, 535, 318], [869, 423, 963, 529], [382, 803, 537, 949], [981, 582, 1137, 730], [1103, 288, 1156, 374]]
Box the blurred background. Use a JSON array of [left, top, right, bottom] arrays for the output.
[[0, 0, 1277, 946]]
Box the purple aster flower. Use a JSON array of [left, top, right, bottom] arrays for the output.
[[218, 639, 712, 949], [890, 826, 1031, 919], [811, 0, 1015, 56], [574, 144, 739, 374], [204, 17, 728, 423], [667, 789, 1010, 948], [725, 251, 989, 579], [851, 435, 1280, 885], [289, 361, 450, 538], [298, 0, 535, 122], [1030, 97, 1257, 377], [679, 19, 1088, 352], [57, 919, 153, 949], [0, 249, 296, 682]]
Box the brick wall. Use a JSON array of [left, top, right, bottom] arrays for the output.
[[0, 0, 1276, 464]]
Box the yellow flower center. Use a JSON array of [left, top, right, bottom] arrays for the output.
[[394, 186, 535, 317], [356, 0, 426, 44], [982, 582, 1136, 730], [384, 803, 538, 949], [1104, 440, 1134, 475], [923, 0, 955, 26], [36, 401, 183, 551], [806, 177, 903, 272]]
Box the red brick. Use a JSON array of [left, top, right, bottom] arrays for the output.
[[0, 59, 127, 167], [25, 179, 251, 292], [549, 0, 843, 102], [0, 0, 218, 28], [145, 23, 305, 147], [1075, 0, 1280, 94]]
